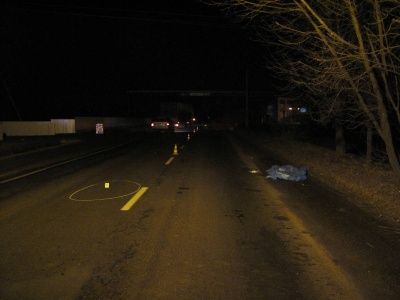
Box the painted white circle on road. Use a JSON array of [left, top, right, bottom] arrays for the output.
[[69, 180, 141, 202]]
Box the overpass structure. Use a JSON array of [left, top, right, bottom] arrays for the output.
[[127, 90, 273, 127], [126, 90, 271, 97]]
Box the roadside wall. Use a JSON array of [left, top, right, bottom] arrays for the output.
[[1, 119, 75, 136], [52, 119, 76, 134], [1, 117, 147, 136], [2, 121, 57, 136]]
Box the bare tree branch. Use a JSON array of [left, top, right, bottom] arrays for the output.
[[203, 0, 400, 176]]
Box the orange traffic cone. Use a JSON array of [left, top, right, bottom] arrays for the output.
[[173, 144, 179, 155]]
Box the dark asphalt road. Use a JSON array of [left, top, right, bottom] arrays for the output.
[[0, 130, 399, 299]]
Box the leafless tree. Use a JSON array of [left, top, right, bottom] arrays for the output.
[[204, 0, 400, 176]]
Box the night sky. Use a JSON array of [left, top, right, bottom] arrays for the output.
[[1, 1, 273, 120]]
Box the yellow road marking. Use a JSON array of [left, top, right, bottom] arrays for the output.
[[165, 157, 174, 165], [120, 187, 149, 211]]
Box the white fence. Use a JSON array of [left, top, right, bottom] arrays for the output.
[[52, 119, 76, 134], [1, 119, 76, 137], [0, 117, 147, 137]]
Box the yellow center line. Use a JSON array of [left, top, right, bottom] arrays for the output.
[[120, 187, 149, 211], [165, 157, 175, 165]]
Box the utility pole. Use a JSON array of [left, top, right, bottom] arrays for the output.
[[245, 69, 249, 128], [2, 77, 22, 121]]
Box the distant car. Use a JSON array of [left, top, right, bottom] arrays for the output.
[[173, 120, 189, 129], [173, 121, 183, 129], [174, 119, 196, 133], [150, 117, 174, 132]]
